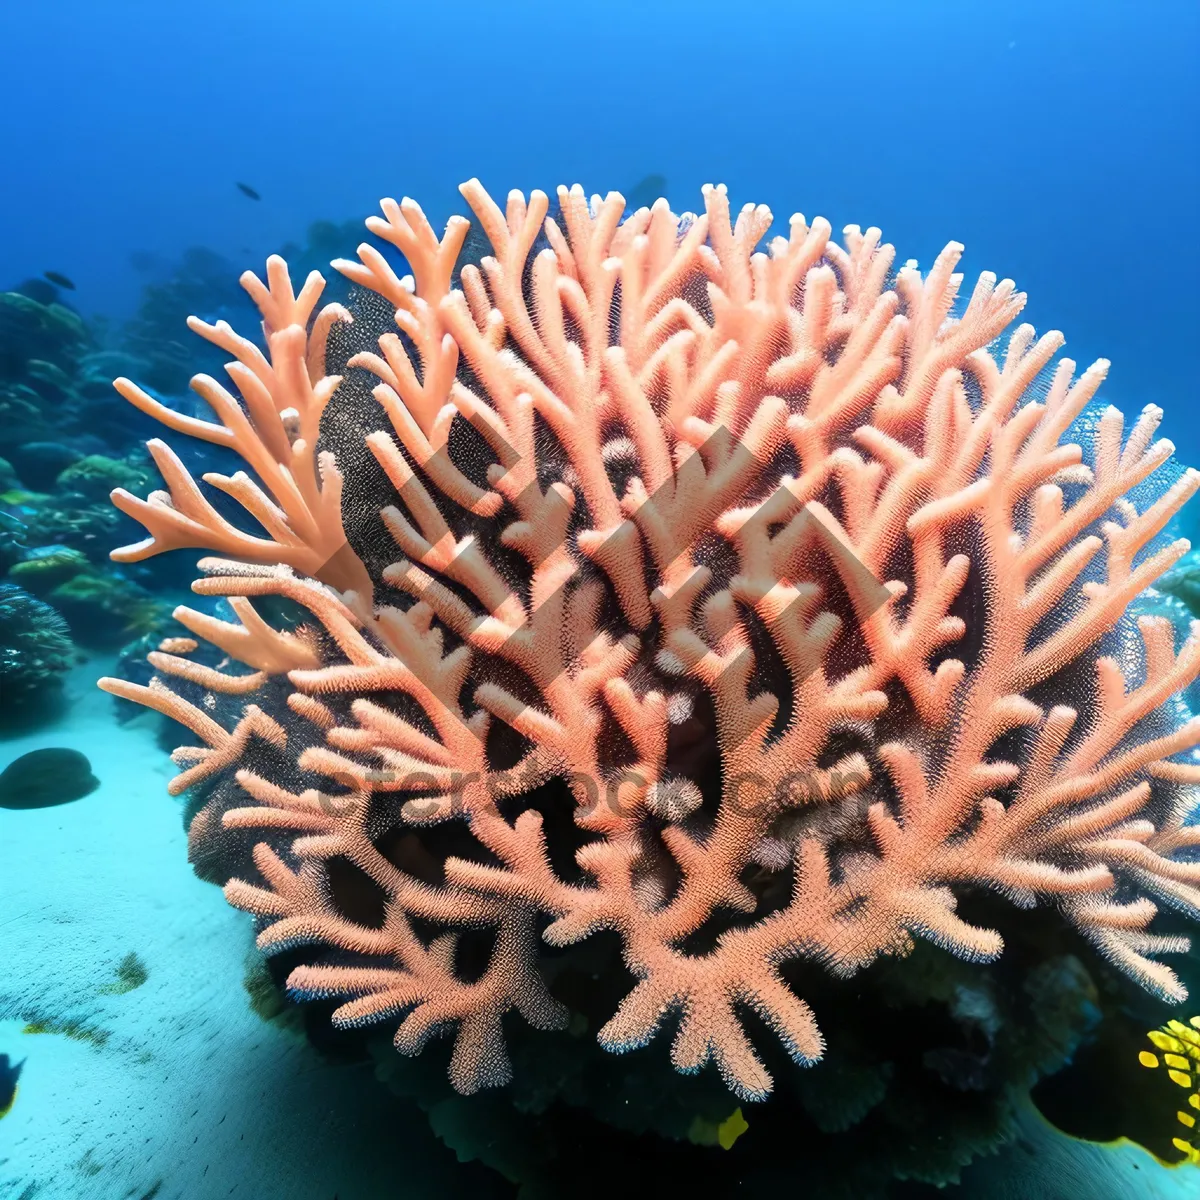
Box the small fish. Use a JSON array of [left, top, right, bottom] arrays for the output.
[[43, 270, 76, 290], [0, 1053, 24, 1119], [236, 182, 261, 201]]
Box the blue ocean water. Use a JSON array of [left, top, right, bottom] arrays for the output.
[[1, 2, 1199, 1198], [2, 0, 1198, 455]]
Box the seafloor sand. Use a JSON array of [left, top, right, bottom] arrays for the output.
[[0, 658, 1194, 1199], [0, 657, 500, 1200]]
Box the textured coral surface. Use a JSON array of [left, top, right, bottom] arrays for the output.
[[100, 181, 1200, 1101]]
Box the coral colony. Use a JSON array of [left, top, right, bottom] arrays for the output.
[[100, 181, 1200, 1102], [1140, 1014, 1200, 1162]]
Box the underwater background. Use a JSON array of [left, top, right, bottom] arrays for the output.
[[1, 1, 1199, 1198]]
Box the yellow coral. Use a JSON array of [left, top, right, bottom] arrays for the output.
[[1139, 1015, 1200, 1164]]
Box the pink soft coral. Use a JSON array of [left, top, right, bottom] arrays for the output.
[[101, 180, 1200, 1100]]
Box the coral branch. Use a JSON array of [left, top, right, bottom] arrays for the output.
[[110, 258, 369, 599]]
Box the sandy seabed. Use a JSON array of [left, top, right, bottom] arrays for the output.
[[0, 657, 485, 1200]]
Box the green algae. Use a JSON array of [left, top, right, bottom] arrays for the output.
[[99, 951, 148, 995]]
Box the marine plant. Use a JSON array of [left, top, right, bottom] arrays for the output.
[[100, 181, 1200, 1107]]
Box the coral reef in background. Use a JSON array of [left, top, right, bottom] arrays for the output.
[[0, 286, 151, 461], [0, 582, 77, 728], [1160, 563, 1200, 624], [1152, 481, 1200, 631], [0, 220, 379, 729], [0, 283, 180, 685]]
